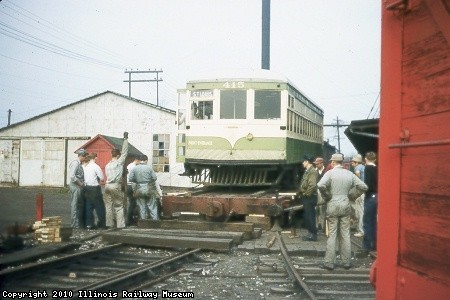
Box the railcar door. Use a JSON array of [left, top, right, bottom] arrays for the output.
[[378, 0, 450, 299]]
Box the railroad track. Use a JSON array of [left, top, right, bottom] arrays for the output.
[[0, 244, 203, 298], [257, 232, 375, 299]]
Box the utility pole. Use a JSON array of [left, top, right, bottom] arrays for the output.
[[123, 69, 163, 105], [323, 116, 349, 153], [7, 109, 12, 126]]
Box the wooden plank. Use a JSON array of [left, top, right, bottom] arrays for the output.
[[102, 231, 232, 252], [138, 219, 254, 234], [121, 228, 244, 245], [245, 215, 272, 230]]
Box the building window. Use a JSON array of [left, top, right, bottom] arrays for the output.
[[152, 134, 170, 172]]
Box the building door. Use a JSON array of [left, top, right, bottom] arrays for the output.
[[379, 1, 450, 299], [20, 140, 65, 186]]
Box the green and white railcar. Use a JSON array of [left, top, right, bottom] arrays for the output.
[[176, 69, 323, 187]]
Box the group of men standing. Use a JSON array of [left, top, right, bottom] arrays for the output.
[[296, 152, 378, 270], [68, 132, 161, 230]]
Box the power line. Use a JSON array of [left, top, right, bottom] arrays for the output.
[[2, 1, 125, 63], [0, 22, 123, 69], [366, 91, 380, 119], [324, 117, 349, 153]]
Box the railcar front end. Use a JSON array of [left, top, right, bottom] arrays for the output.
[[176, 70, 323, 188]]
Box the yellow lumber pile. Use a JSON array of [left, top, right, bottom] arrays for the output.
[[33, 216, 70, 243]]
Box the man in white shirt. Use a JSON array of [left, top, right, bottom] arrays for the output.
[[83, 153, 105, 229]]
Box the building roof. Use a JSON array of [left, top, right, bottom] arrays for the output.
[[76, 134, 144, 158], [344, 118, 379, 155], [0, 90, 175, 132]]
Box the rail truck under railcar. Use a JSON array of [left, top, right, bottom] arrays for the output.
[[376, 0, 450, 299], [175, 69, 324, 188]]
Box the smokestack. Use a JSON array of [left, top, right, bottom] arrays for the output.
[[261, 0, 270, 70]]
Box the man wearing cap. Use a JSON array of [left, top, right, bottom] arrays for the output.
[[351, 154, 365, 237], [317, 153, 367, 270], [129, 154, 161, 220], [297, 154, 319, 241], [314, 157, 327, 232], [69, 149, 88, 228]]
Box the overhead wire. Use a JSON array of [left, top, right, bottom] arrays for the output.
[[0, 21, 123, 69], [366, 91, 380, 119], [3, 1, 126, 63]]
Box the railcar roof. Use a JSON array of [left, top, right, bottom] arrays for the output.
[[187, 68, 289, 83], [187, 68, 322, 113]]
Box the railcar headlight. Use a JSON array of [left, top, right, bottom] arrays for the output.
[[246, 133, 254, 141]]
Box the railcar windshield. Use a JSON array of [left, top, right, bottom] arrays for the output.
[[220, 90, 246, 119], [191, 100, 213, 120], [254, 90, 281, 119]]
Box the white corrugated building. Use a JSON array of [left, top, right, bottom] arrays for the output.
[[0, 91, 190, 187]]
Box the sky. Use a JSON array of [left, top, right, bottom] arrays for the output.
[[0, 0, 381, 156]]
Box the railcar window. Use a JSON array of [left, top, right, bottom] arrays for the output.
[[220, 90, 246, 119], [254, 91, 281, 119], [191, 100, 213, 120]]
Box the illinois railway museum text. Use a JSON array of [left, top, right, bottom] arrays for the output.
[[2, 290, 195, 299]]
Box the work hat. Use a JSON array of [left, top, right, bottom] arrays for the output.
[[302, 154, 314, 163], [314, 157, 324, 164], [330, 153, 344, 162], [139, 154, 149, 161], [76, 149, 88, 157], [351, 154, 363, 163]]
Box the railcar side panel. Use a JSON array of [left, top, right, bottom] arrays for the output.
[[379, 0, 450, 298]]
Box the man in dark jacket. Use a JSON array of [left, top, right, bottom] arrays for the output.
[[362, 151, 378, 252], [298, 155, 319, 241]]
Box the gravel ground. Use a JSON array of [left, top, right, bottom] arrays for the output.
[[0, 186, 375, 299]]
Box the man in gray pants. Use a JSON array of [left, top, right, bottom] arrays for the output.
[[68, 149, 88, 228], [317, 153, 367, 270], [129, 155, 161, 220]]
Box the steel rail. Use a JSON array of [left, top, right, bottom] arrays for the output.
[[275, 231, 317, 300], [0, 243, 122, 279], [71, 248, 201, 296]]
